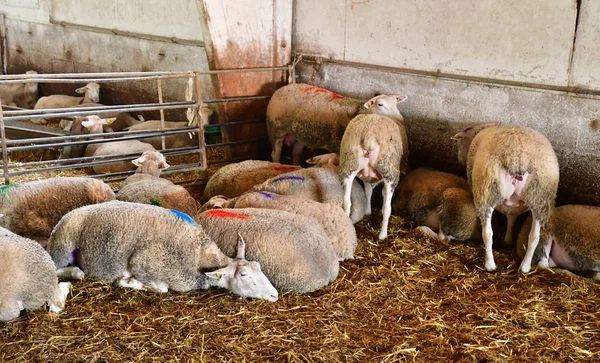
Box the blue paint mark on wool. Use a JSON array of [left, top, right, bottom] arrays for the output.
[[272, 175, 304, 183], [169, 209, 195, 224], [258, 191, 275, 199]]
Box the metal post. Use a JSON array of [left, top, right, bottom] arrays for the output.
[[0, 94, 9, 184], [157, 78, 166, 150], [194, 72, 207, 172]]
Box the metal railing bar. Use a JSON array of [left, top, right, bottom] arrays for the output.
[[0, 74, 196, 84]]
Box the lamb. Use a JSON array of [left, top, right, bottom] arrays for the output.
[[63, 114, 115, 159], [203, 160, 301, 201], [252, 167, 368, 223], [47, 200, 278, 301], [32, 82, 101, 124], [126, 106, 213, 149], [0, 177, 115, 245], [196, 208, 339, 293], [517, 205, 600, 279], [0, 70, 39, 109], [117, 150, 198, 217], [0, 227, 71, 322], [339, 114, 409, 240], [266, 82, 407, 164], [455, 123, 559, 273], [392, 168, 480, 242], [202, 191, 357, 260], [84, 139, 155, 175]]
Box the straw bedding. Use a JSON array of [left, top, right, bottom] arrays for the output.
[[1, 151, 599, 362]]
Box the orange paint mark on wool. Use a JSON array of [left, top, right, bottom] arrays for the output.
[[272, 165, 298, 171], [206, 210, 249, 220]]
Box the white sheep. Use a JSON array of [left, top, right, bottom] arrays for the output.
[[117, 150, 198, 217], [455, 123, 559, 273], [203, 160, 301, 201], [74, 103, 144, 132], [0, 70, 39, 109], [339, 114, 409, 240], [196, 208, 339, 293], [252, 167, 368, 224], [0, 227, 70, 322], [62, 114, 115, 159], [47, 200, 278, 301], [266, 83, 407, 164], [393, 168, 480, 242], [32, 82, 100, 124], [84, 139, 155, 175], [202, 191, 357, 260], [517, 205, 600, 279], [0, 177, 115, 245]]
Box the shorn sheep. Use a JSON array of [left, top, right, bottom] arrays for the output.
[[0, 70, 39, 109], [202, 191, 357, 260], [196, 208, 340, 293], [392, 168, 480, 242], [517, 205, 600, 279], [340, 114, 409, 240], [0, 227, 70, 322], [252, 167, 368, 223], [266, 83, 407, 164], [84, 140, 156, 175], [455, 123, 559, 273], [47, 201, 278, 301], [117, 150, 198, 217], [0, 177, 115, 244], [203, 160, 300, 201]]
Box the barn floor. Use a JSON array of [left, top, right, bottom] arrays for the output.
[[1, 211, 599, 362]]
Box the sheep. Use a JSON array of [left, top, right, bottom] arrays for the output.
[[203, 160, 301, 201], [252, 167, 368, 223], [63, 114, 115, 159], [47, 200, 278, 301], [0, 177, 115, 245], [266, 82, 407, 165], [392, 168, 480, 242], [0, 227, 71, 322], [455, 123, 559, 273], [305, 153, 340, 168], [339, 114, 409, 240], [31, 82, 100, 125], [84, 139, 156, 175], [196, 208, 339, 293], [517, 205, 600, 279], [72, 103, 144, 132], [126, 106, 213, 149], [202, 191, 357, 260], [117, 150, 198, 217], [0, 70, 39, 109]]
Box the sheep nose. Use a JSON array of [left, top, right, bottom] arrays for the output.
[[270, 294, 279, 302]]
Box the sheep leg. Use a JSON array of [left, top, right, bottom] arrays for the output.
[[271, 138, 284, 163], [56, 266, 85, 281], [415, 226, 438, 239], [0, 299, 23, 321], [519, 216, 542, 274], [503, 214, 517, 246], [364, 183, 373, 215], [482, 207, 496, 271], [592, 272, 600, 281], [343, 171, 359, 217], [49, 282, 71, 314], [379, 179, 394, 240], [292, 141, 305, 165], [117, 277, 147, 291]]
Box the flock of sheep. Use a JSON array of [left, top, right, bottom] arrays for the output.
[[0, 77, 598, 323]]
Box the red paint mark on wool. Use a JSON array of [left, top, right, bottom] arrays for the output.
[[272, 165, 298, 171], [330, 92, 345, 99], [206, 210, 249, 220], [300, 86, 316, 92], [300, 85, 345, 99]]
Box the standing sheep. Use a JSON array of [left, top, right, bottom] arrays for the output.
[[517, 205, 600, 279], [455, 123, 559, 273], [266, 83, 407, 165], [202, 191, 357, 260], [196, 208, 340, 293], [203, 160, 301, 201], [117, 150, 198, 217], [0, 177, 115, 244], [0, 227, 70, 322], [47, 201, 278, 301], [392, 168, 480, 242], [340, 114, 409, 240], [252, 167, 368, 223]]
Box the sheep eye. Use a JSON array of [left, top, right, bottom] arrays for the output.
[[378, 103, 384, 107]]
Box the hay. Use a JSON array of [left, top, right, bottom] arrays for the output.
[[1, 213, 599, 362]]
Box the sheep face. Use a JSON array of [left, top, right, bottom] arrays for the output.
[[205, 234, 278, 302], [363, 94, 407, 121], [453, 122, 500, 166], [80, 115, 115, 134], [76, 82, 101, 103], [24, 70, 38, 94]]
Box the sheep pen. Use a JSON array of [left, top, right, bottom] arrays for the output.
[[1, 206, 599, 361]]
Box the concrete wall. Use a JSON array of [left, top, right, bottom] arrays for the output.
[[0, 0, 213, 120], [293, 0, 600, 206]]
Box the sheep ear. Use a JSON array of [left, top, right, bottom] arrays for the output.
[[160, 160, 170, 169], [81, 120, 93, 129], [394, 95, 408, 103], [452, 131, 466, 140], [103, 117, 116, 125], [75, 87, 86, 94], [236, 233, 246, 259], [363, 97, 377, 109], [132, 155, 146, 166], [205, 267, 232, 280], [305, 157, 318, 165]]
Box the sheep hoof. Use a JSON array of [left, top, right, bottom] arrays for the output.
[[484, 259, 497, 272], [519, 262, 531, 274], [537, 258, 549, 269], [378, 231, 387, 240], [592, 272, 600, 281]]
